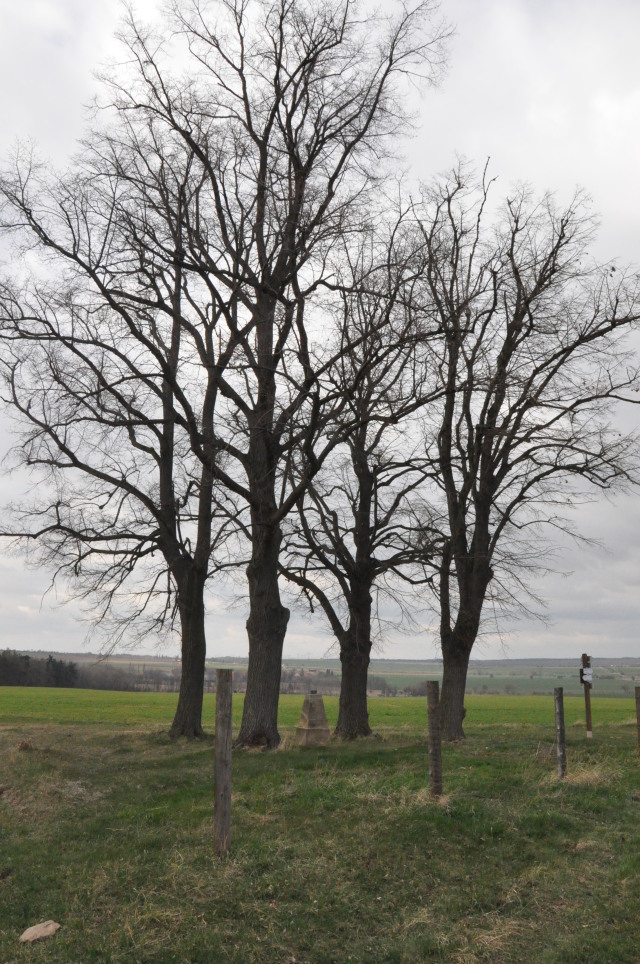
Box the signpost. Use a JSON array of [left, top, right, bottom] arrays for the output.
[[580, 653, 593, 739]]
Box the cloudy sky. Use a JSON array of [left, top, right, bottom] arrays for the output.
[[0, 0, 639, 661]]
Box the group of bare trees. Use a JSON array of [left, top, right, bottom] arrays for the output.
[[1, 0, 639, 743]]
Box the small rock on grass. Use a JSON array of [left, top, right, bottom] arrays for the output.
[[19, 921, 61, 943]]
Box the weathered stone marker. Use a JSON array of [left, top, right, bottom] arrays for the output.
[[295, 691, 330, 746], [214, 669, 233, 856]]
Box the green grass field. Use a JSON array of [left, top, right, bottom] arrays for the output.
[[1, 686, 635, 729], [2, 689, 640, 962]]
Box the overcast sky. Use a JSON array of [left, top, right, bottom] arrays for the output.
[[0, 0, 639, 661]]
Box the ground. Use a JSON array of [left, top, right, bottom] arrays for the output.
[[1, 691, 639, 962]]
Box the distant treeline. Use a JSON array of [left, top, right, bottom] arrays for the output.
[[0, 650, 162, 691], [0, 650, 79, 688]]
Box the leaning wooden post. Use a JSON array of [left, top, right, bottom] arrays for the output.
[[554, 687, 567, 779], [427, 681, 443, 798], [580, 653, 593, 739], [635, 686, 640, 759], [214, 669, 233, 856]]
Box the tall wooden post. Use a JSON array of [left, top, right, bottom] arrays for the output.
[[554, 687, 567, 779], [581, 653, 593, 739], [427, 681, 443, 798], [635, 686, 640, 759], [214, 669, 233, 856]]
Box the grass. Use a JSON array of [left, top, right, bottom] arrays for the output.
[[1, 687, 637, 729], [1, 689, 640, 962]]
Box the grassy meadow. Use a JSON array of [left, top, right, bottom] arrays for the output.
[[1, 688, 640, 962]]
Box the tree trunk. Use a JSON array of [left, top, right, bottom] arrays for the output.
[[236, 524, 290, 747], [439, 643, 471, 741], [333, 440, 376, 739], [234, 292, 291, 748], [170, 570, 207, 738], [335, 646, 372, 738], [335, 580, 373, 739], [438, 564, 486, 741]]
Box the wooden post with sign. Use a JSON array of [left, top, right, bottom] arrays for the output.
[[214, 669, 233, 856], [580, 653, 593, 739], [554, 687, 567, 779], [426, 681, 443, 798], [635, 686, 640, 759]]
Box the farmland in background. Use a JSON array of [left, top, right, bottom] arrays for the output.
[[3, 651, 640, 697]]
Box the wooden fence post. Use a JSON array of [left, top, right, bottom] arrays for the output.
[[427, 681, 443, 798], [581, 653, 593, 739], [554, 687, 567, 779], [635, 686, 640, 759], [214, 669, 233, 856]]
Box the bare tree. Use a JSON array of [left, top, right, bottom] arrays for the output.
[[104, 0, 450, 746], [281, 220, 443, 737], [414, 168, 640, 739], [0, 124, 241, 737]]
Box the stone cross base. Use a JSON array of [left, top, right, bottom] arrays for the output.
[[295, 693, 330, 746]]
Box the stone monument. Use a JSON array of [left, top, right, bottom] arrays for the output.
[[295, 690, 330, 746]]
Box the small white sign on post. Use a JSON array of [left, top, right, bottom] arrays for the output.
[[582, 668, 593, 683]]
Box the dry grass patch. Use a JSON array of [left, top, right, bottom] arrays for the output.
[[541, 760, 623, 787], [400, 906, 435, 931], [501, 862, 548, 908], [574, 838, 602, 852], [473, 918, 533, 952]]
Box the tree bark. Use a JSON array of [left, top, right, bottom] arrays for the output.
[[233, 290, 291, 747], [438, 554, 488, 741], [334, 440, 375, 739], [236, 523, 290, 747], [335, 579, 373, 738], [439, 639, 472, 741], [170, 570, 208, 738], [335, 645, 372, 738]]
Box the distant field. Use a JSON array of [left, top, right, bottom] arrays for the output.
[[0, 687, 636, 730], [365, 660, 640, 697], [2, 688, 640, 962], [10, 652, 640, 697]]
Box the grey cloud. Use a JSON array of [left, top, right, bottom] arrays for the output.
[[0, 0, 639, 659]]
